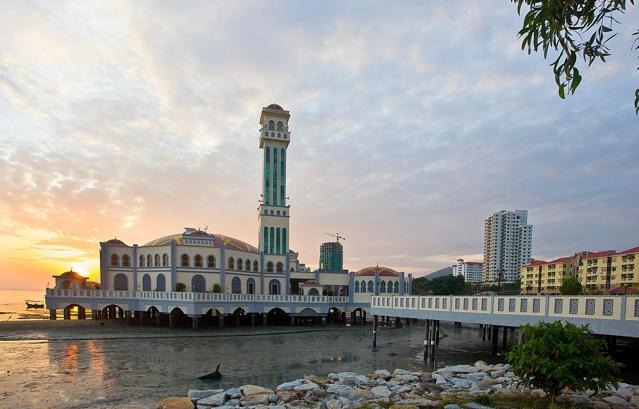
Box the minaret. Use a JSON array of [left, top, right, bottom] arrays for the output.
[[258, 104, 290, 256]]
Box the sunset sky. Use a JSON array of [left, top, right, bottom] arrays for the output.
[[1, 1, 638, 290]]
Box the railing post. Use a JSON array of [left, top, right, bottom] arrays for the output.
[[620, 295, 627, 321]]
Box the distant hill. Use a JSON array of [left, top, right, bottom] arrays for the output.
[[425, 266, 453, 279]]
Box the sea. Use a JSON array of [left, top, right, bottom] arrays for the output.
[[0, 289, 49, 321]]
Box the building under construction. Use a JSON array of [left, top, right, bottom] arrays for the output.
[[319, 241, 344, 271]]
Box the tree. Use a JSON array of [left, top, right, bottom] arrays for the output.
[[211, 283, 221, 293], [411, 275, 466, 295], [560, 276, 583, 295], [175, 282, 186, 292], [513, 0, 639, 113], [507, 321, 621, 399]]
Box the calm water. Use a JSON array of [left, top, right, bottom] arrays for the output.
[[0, 289, 49, 321]]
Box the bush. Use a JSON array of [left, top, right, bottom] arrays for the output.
[[507, 321, 621, 398], [175, 282, 186, 292], [212, 283, 221, 293], [560, 276, 582, 295]]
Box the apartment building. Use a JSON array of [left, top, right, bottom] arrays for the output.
[[483, 209, 533, 282], [452, 259, 484, 283], [521, 257, 574, 295]]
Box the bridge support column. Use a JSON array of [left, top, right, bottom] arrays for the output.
[[234, 314, 240, 326], [362, 311, 366, 326], [321, 316, 326, 326], [218, 315, 225, 329], [139, 311, 147, 326], [125, 310, 133, 324], [435, 320, 440, 346], [262, 313, 267, 326], [169, 312, 176, 329], [502, 326, 508, 351], [405, 318, 410, 326], [49, 309, 57, 320], [290, 315, 295, 326], [517, 327, 523, 344], [63, 308, 71, 320], [491, 325, 499, 355], [91, 310, 98, 320], [481, 324, 486, 341], [192, 315, 201, 330], [373, 315, 378, 349], [250, 313, 256, 327], [341, 312, 346, 325], [423, 319, 431, 360], [78, 307, 86, 320]]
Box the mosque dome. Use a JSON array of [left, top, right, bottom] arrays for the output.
[[355, 266, 399, 277], [267, 103, 284, 110], [304, 279, 320, 285], [144, 232, 258, 253], [54, 270, 87, 280], [105, 238, 127, 246]]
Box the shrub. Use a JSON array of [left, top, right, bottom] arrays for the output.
[[507, 321, 621, 398], [175, 282, 186, 292], [212, 283, 221, 293], [560, 276, 582, 295]]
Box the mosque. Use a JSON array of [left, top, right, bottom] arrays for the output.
[[55, 105, 413, 307]]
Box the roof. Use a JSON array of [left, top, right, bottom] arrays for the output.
[[580, 250, 617, 258], [524, 256, 573, 267], [267, 103, 284, 110], [302, 279, 320, 285], [144, 232, 258, 253], [356, 266, 399, 277], [105, 238, 127, 246], [619, 246, 639, 255], [53, 270, 88, 280]]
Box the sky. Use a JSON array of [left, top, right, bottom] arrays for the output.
[[1, 1, 638, 290]]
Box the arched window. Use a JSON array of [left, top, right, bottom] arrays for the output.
[[245, 259, 251, 271], [142, 274, 151, 291], [308, 288, 319, 296], [253, 260, 259, 272], [267, 261, 274, 273], [269, 279, 280, 295], [162, 253, 168, 267], [156, 274, 166, 291], [268, 120, 275, 130], [387, 280, 393, 293], [191, 275, 205, 292], [147, 255, 152, 267], [380, 281, 386, 293], [269, 227, 274, 254], [139, 255, 144, 267], [368, 280, 374, 293], [181, 254, 189, 267], [207, 255, 216, 268], [276, 227, 281, 254], [247, 278, 255, 294], [276, 262, 283, 273], [277, 121, 283, 131], [194, 255, 203, 268], [113, 273, 128, 290], [110, 254, 119, 266], [360, 280, 367, 293], [154, 254, 160, 267], [122, 255, 130, 267], [354, 281, 360, 293], [237, 258, 243, 271], [263, 226, 269, 251], [231, 277, 241, 294], [228, 257, 235, 270], [394, 281, 399, 293], [265, 148, 270, 206]]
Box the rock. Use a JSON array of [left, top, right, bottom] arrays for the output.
[[157, 397, 193, 409], [224, 399, 239, 406], [395, 374, 420, 383], [445, 365, 477, 374], [474, 361, 488, 368], [444, 405, 461, 409], [325, 399, 342, 409], [630, 397, 639, 407], [393, 369, 412, 376], [277, 380, 304, 391], [240, 393, 272, 406], [460, 372, 485, 382], [489, 370, 505, 379], [419, 373, 434, 383], [395, 398, 439, 407], [355, 375, 371, 385], [615, 387, 634, 401], [570, 394, 591, 404], [189, 390, 225, 401], [304, 375, 331, 386], [447, 377, 473, 389], [276, 391, 299, 403], [371, 385, 392, 399], [389, 404, 418, 409], [226, 388, 241, 399], [603, 395, 630, 407], [375, 369, 392, 377], [368, 374, 386, 380], [588, 402, 612, 409], [475, 379, 499, 389], [329, 372, 359, 383], [198, 406, 234, 409], [240, 385, 274, 396], [285, 400, 321, 409], [433, 374, 448, 385], [197, 392, 227, 407], [421, 382, 445, 394], [293, 382, 320, 392], [326, 384, 364, 401], [463, 403, 493, 409]]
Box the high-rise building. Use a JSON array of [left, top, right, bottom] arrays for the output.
[[452, 259, 483, 283], [483, 209, 532, 282], [319, 241, 344, 271]]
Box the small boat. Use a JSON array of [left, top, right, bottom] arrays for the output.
[[25, 300, 45, 309], [199, 363, 222, 380]]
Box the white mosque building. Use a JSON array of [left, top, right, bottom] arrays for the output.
[[69, 105, 412, 304]]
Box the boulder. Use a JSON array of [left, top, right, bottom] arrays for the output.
[[198, 392, 227, 407], [395, 398, 439, 407], [444, 405, 461, 409], [433, 374, 448, 385], [240, 385, 274, 396], [276, 391, 299, 403], [305, 375, 331, 386], [278, 380, 304, 391], [603, 395, 630, 407], [375, 369, 392, 377], [393, 369, 412, 376], [371, 386, 392, 399], [293, 382, 320, 393], [157, 397, 193, 409], [285, 400, 321, 409], [325, 399, 342, 409], [226, 388, 241, 399], [389, 405, 418, 409], [189, 390, 225, 401], [239, 393, 272, 406], [463, 403, 493, 409], [368, 374, 386, 380], [445, 365, 477, 374]]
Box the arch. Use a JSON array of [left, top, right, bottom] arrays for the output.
[[162, 253, 168, 267], [231, 277, 241, 294], [269, 227, 275, 254], [142, 274, 151, 291], [207, 255, 216, 268], [379, 281, 386, 293], [268, 120, 275, 130], [156, 274, 166, 291], [360, 280, 367, 293], [266, 307, 289, 324], [263, 226, 269, 251], [139, 255, 145, 267], [154, 254, 160, 267], [354, 281, 360, 293], [269, 279, 280, 295], [232, 307, 246, 316], [122, 255, 130, 267], [170, 306, 186, 315], [191, 275, 205, 293], [267, 261, 274, 273], [276, 227, 280, 254], [276, 262, 283, 273], [299, 307, 319, 316], [228, 257, 235, 270], [113, 273, 128, 290], [110, 254, 119, 266], [277, 121, 283, 131], [394, 281, 399, 293], [237, 258, 243, 271], [147, 255, 152, 267], [367, 280, 374, 293], [253, 260, 259, 272], [194, 254, 203, 268], [60, 280, 73, 289], [307, 288, 320, 296], [245, 259, 251, 271], [247, 278, 255, 294], [181, 254, 189, 267], [147, 305, 160, 314]]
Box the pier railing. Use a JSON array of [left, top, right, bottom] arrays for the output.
[[45, 288, 347, 304]]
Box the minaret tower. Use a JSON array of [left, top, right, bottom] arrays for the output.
[[258, 104, 291, 258]]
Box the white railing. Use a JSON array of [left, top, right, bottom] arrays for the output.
[[45, 288, 347, 304], [372, 295, 639, 321]]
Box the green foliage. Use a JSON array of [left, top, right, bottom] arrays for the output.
[[560, 276, 583, 295], [471, 394, 492, 405], [513, 0, 639, 114], [212, 283, 222, 293], [507, 321, 622, 397], [175, 282, 186, 292], [412, 275, 466, 295]]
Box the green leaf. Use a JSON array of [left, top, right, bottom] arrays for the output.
[[558, 84, 566, 99]]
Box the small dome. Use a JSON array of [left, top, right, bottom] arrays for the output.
[[267, 103, 284, 110], [355, 266, 399, 277], [55, 270, 87, 280], [303, 279, 320, 285], [105, 238, 127, 246]]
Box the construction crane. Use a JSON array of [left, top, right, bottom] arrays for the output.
[[324, 232, 345, 243]]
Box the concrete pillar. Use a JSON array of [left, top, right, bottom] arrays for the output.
[[234, 314, 240, 326], [169, 312, 176, 329], [502, 326, 508, 350], [139, 311, 147, 326], [405, 317, 410, 326], [78, 307, 86, 320], [262, 313, 267, 326], [517, 327, 523, 344], [373, 315, 378, 349], [321, 316, 326, 326], [155, 312, 161, 326], [125, 310, 133, 324], [435, 320, 440, 346], [362, 310, 367, 326], [341, 312, 346, 325], [192, 315, 200, 330], [290, 315, 295, 326], [250, 313, 256, 327], [218, 315, 225, 329], [423, 319, 431, 360], [49, 309, 57, 320], [491, 325, 499, 355], [63, 308, 71, 320]]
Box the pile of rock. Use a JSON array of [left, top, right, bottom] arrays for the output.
[[165, 362, 639, 409]]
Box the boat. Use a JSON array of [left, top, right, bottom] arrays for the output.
[[25, 300, 45, 309], [199, 363, 222, 380]]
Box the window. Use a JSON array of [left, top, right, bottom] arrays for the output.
[[207, 255, 216, 268], [122, 255, 130, 267], [147, 255, 152, 267], [245, 259, 251, 271], [367, 281, 374, 293], [265, 147, 270, 206], [269, 279, 280, 295], [354, 281, 360, 293], [191, 275, 205, 293], [111, 254, 119, 266], [231, 277, 241, 294], [162, 253, 168, 267], [277, 121, 283, 131], [113, 273, 128, 290], [154, 254, 160, 267], [359, 280, 366, 293], [194, 255, 203, 268], [380, 281, 386, 293], [228, 257, 235, 270], [268, 120, 275, 130], [156, 274, 166, 292], [142, 274, 151, 291], [253, 260, 259, 272], [247, 278, 255, 294], [394, 282, 399, 293], [181, 254, 189, 267], [139, 255, 145, 267], [267, 261, 274, 273], [276, 262, 283, 273], [237, 258, 243, 270]]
